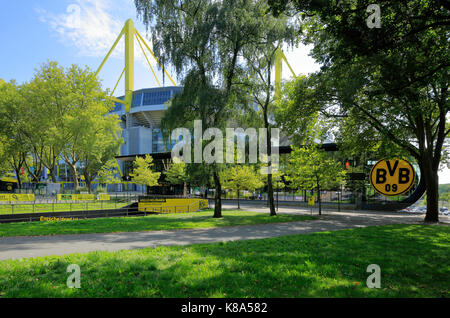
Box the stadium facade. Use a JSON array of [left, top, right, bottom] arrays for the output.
[[111, 86, 182, 179]]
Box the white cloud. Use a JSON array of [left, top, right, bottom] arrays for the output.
[[36, 0, 158, 68], [37, 0, 122, 57]]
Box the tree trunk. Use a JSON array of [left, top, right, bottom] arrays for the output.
[[213, 170, 222, 218], [237, 187, 240, 209], [183, 182, 187, 197], [421, 159, 439, 222], [317, 185, 322, 216], [267, 173, 276, 216], [14, 169, 22, 189], [50, 168, 57, 183], [69, 164, 79, 192], [85, 178, 92, 194]]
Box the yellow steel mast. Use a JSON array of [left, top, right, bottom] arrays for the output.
[[96, 19, 177, 113]]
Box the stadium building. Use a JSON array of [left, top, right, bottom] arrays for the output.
[[111, 86, 182, 180]]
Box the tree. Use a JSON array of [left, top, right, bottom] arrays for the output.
[[165, 161, 188, 197], [79, 116, 123, 193], [48, 63, 117, 192], [136, 0, 266, 218], [0, 81, 29, 188], [97, 159, 122, 186], [240, 11, 298, 216], [20, 62, 71, 183], [0, 136, 10, 176], [270, 0, 449, 222], [135, 0, 297, 218], [130, 155, 161, 188], [221, 165, 264, 209], [286, 145, 346, 215]]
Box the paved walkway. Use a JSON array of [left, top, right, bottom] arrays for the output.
[[0, 203, 448, 260]]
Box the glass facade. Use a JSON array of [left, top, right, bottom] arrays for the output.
[[132, 93, 143, 107], [143, 90, 172, 106]]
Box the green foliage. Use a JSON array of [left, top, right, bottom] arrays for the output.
[[271, 0, 449, 221], [286, 145, 346, 214], [0, 81, 29, 187], [135, 0, 298, 217], [164, 161, 187, 186], [221, 165, 264, 208], [0, 61, 123, 191], [130, 155, 161, 187], [221, 165, 264, 194], [97, 160, 122, 185]]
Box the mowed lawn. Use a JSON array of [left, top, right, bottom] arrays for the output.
[[0, 202, 130, 215], [0, 209, 317, 237], [0, 224, 448, 297]]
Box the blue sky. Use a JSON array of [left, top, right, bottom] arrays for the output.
[[0, 0, 317, 95], [1, 0, 449, 183]]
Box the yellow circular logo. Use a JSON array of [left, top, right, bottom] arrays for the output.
[[369, 159, 416, 196]]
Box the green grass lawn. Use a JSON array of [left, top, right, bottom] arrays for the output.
[[0, 224, 448, 297], [0, 209, 317, 237], [0, 202, 131, 215]]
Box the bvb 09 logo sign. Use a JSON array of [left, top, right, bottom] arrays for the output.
[[370, 159, 416, 196]]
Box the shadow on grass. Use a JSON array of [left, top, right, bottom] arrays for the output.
[[0, 224, 448, 297]]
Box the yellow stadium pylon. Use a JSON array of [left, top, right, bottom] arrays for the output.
[[95, 19, 177, 113]]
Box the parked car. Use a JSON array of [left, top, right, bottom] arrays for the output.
[[417, 206, 427, 213], [440, 207, 449, 215]]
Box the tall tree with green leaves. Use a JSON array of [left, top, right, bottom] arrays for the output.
[[135, 0, 253, 217], [0, 81, 29, 188], [286, 145, 346, 214], [48, 63, 117, 192], [271, 0, 449, 222], [135, 0, 297, 217], [221, 165, 264, 209], [79, 115, 123, 193], [130, 155, 161, 188], [20, 62, 71, 183], [240, 9, 297, 216]]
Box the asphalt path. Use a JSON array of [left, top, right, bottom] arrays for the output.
[[0, 203, 448, 260]]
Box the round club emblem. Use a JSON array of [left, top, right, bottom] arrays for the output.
[[369, 159, 416, 196]]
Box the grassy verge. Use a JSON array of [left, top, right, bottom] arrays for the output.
[[0, 202, 131, 215], [0, 209, 316, 237], [0, 224, 448, 297]]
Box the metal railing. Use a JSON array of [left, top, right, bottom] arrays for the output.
[[141, 200, 209, 215]]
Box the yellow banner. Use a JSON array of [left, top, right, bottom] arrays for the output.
[[0, 194, 35, 201], [57, 194, 95, 201], [74, 194, 95, 201], [308, 196, 315, 206], [138, 199, 208, 213]]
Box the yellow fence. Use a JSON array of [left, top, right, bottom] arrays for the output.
[[98, 194, 111, 201], [138, 198, 209, 214], [0, 194, 35, 202]]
